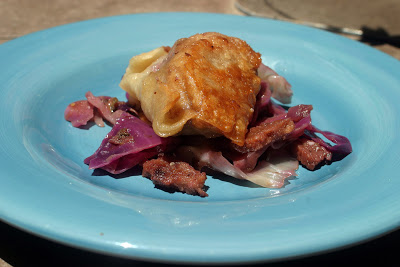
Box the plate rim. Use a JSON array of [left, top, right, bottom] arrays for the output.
[[1, 12, 400, 264]]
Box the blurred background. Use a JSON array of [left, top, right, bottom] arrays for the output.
[[1, 1, 399, 267], [1, 0, 399, 59]]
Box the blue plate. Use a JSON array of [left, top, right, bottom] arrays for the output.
[[0, 13, 399, 264]]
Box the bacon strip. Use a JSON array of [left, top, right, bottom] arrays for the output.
[[290, 138, 332, 170], [233, 118, 295, 153], [142, 156, 208, 197]]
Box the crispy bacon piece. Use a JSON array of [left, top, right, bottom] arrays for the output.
[[290, 138, 332, 170], [142, 156, 208, 197], [233, 118, 295, 153]]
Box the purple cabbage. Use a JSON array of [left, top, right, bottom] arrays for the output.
[[305, 125, 353, 156], [84, 112, 173, 174], [257, 63, 293, 104], [65, 92, 132, 128], [64, 100, 94, 127], [232, 85, 351, 172]]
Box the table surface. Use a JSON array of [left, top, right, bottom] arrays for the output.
[[1, 1, 399, 266]]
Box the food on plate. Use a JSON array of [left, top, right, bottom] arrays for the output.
[[65, 32, 352, 197], [120, 32, 262, 146]]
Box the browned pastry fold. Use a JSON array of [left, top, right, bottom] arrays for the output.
[[120, 32, 261, 146]]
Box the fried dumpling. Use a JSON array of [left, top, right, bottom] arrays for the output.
[[120, 32, 261, 146]]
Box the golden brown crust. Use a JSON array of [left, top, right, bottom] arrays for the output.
[[142, 32, 261, 145]]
